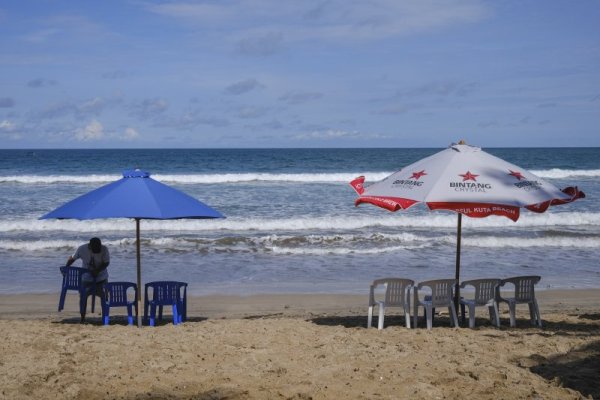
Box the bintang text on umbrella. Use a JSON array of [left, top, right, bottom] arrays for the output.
[[350, 142, 585, 308]]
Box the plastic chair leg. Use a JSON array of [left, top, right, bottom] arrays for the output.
[[404, 306, 411, 329], [149, 304, 156, 327], [144, 301, 149, 323], [172, 304, 178, 326], [413, 304, 419, 329], [424, 305, 433, 330], [488, 304, 500, 327], [449, 303, 459, 328], [377, 303, 385, 330], [528, 303, 536, 325], [467, 304, 476, 328], [533, 299, 542, 327], [367, 306, 373, 328], [126, 304, 134, 325], [58, 289, 67, 312], [529, 301, 542, 327], [493, 303, 500, 327], [508, 302, 516, 327]]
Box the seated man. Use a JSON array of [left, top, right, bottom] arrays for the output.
[[66, 237, 110, 322]]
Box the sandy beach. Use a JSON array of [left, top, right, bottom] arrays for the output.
[[0, 290, 598, 399]]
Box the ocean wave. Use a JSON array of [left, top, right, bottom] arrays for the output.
[[1, 232, 598, 253], [1, 212, 599, 233], [530, 169, 600, 179], [1, 168, 596, 185], [0, 172, 390, 185], [464, 236, 600, 248]]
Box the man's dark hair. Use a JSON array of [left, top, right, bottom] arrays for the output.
[[89, 237, 102, 254]]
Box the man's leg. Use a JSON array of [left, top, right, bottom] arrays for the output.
[[80, 286, 91, 323]]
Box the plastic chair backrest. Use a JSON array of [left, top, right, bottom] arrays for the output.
[[418, 279, 457, 307], [103, 282, 137, 307], [60, 266, 87, 291], [501, 276, 540, 302], [380, 278, 415, 306], [370, 278, 414, 306], [461, 279, 501, 305], [145, 281, 186, 305]]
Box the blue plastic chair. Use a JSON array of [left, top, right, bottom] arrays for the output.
[[58, 266, 95, 314], [144, 281, 188, 326], [101, 282, 138, 325]]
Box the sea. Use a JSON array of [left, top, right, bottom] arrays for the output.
[[0, 147, 598, 295]]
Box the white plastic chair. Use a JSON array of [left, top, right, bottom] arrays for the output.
[[367, 278, 414, 330], [413, 279, 459, 330], [459, 278, 501, 328], [496, 275, 542, 327]]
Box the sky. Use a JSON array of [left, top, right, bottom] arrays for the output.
[[0, 0, 599, 149]]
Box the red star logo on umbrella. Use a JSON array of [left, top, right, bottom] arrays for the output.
[[459, 171, 479, 181], [508, 170, 525, 180], [410, 170, 427, 180]]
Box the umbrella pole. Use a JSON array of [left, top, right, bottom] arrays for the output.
[[454, 213, 462, 311], [136, 218, 142, 328]]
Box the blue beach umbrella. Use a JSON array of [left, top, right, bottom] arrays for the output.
[[41, 168, 224, 327]]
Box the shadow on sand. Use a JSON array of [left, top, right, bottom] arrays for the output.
[[53, 315, 208, 326], [528, 340, 600, 399]]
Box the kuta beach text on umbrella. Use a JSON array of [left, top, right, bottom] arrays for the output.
[[41, 168, 224, 327], [350, 142, 584, 307]]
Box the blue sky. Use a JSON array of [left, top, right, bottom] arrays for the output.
[[0, 0, 598, 148]]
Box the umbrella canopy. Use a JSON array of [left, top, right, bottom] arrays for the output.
[[41, 168, 224, 327], [350, 142, 584, 306]]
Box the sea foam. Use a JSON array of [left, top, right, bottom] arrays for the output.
[[0, 168, 597, 184], [2, 212, 599, 233]]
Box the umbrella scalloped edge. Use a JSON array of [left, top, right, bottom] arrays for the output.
[[353, 186, 585, 222], [526, 186, 586, 214], [355, 196, 418, 212]]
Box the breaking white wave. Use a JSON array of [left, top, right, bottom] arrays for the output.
[[1, 212, 599, 233], [0, 174, 120, 184], [463, 236, 600, 248], [530, 169, 600, 179], [1, 232, 598, 253], [1, 168, 596, 185], [0, 172, 391, 185]]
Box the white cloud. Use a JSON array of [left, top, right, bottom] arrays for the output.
[[122, 127, 140, 141], [0, 120, 21, 139], [75, 119, 104, 141], [78, 97, 106, 115], [292, 129, 388, 141], [149, 0, 489, 43]]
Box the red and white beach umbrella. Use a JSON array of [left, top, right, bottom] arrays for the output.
[[350, 142, 584, 305]]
